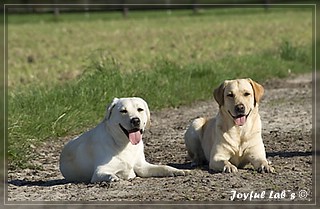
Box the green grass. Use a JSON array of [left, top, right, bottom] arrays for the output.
[[7, 8, 314, 168], [7, 7, 313, 88], [8, 43, 312, 168]]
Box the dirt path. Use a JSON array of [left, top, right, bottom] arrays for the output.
[[6, 73, 314, 206]]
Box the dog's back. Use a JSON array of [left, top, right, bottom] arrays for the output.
[[59, 123, 107, 182], [184, 117, 210, 166]]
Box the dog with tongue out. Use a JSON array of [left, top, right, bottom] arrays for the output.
[[184, 79, 274, 174], [60, 97, 186, 183]]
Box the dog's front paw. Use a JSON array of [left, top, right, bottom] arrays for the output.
[[91, 173, 119, 183], [166, 166, 192, 177], [171, 169, 189, 176], [179, 169, 192, 176], [108, 174, 120, 182], [223, 164, 238, 173], [258, 164, 275, 173]]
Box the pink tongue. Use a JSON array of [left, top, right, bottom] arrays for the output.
[[235, 116, 246, 126], [129, 131, 142, 145]]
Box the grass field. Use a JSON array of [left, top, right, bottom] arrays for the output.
[[7, 7, 314, 168]]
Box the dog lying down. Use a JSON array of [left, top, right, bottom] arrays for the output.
[[60, 97, 186, 183], [184, 78, 274, 173]]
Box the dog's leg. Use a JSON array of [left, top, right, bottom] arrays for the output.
[[134, 162, 186, 178], [91, 166, 120, 183], [184, 118, 207, 167], [210, 159, 238, 173], [256, 160, 275, 173], [246, 145, 275, 173], [222, 160, 238, 173], [210, 147, 238, 173], [250, 158, 275, 173]]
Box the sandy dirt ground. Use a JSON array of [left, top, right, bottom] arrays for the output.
[[5, 73, 318, 209]]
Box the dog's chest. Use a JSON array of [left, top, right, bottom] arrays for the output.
[[105, 144, 142, 179], [225, 127, 252, 157], [119, 144, 140, 160], [115, 142, 143, 166]]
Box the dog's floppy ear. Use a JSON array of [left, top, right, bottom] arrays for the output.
[[143, 99, 151, 129], [213, 81, 227, 107], [106, 98, 119, 120], [247, 78, 264, 105]]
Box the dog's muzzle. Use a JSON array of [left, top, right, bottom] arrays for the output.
[[119, 118, 144, 145], [228, 108, 251, 126]]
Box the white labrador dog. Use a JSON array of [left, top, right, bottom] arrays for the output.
[[60, 97, 186, 183], [184, 79, 274, 173]]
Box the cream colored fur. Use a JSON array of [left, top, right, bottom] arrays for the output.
[[184, 79, 274, 173], [60, 97, 186, 183]]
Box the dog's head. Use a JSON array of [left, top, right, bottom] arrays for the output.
[[105, 97, 151, 145], [213, 78, 264, 126]]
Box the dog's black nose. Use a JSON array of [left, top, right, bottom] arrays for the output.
[[235, 104, 245, 114], [131, 117, 140, 127]]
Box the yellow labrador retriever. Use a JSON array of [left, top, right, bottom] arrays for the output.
[[60, 97, 185, 183], [184, 79, 274, 173]]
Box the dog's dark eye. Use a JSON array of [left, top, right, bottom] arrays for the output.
[[227, 93, 234, 98], [244, 92, 250, 96], [137, 108, 144, 112], [120, 109, 128, 114]]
